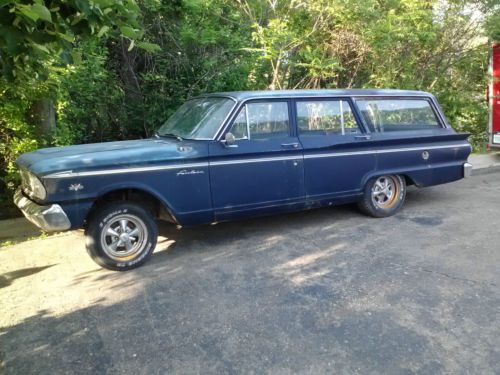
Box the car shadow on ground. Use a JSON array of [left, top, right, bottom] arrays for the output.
[[69, 203, 361, 289], [148, 185, 445, 261], [70, 186, 447, 285]]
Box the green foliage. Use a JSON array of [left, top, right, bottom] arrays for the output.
[[485, 11, 500, 41], [0, 0, 159, 80], [0, 79, 41, 217], [54, 40, 126, 144], [122, 0, 254, 135]]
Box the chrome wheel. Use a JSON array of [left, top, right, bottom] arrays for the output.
[[371, 176, 400, 209], [100, 214, 148, 262]]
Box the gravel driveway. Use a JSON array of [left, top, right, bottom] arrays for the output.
[[1, 171, 499, 374]]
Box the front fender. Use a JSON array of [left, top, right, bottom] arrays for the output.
[[43, 165, 214, 227], [94, 181, 178, 217]]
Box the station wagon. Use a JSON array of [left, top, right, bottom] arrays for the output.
[[14, 89, 472, 270]]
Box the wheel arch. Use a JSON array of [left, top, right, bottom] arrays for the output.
[[361, 169, 421, 189], [85, 184, 179, 227]]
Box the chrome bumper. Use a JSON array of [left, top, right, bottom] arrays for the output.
[[463, 162, 473, 178], [14, 189, 71, 232]]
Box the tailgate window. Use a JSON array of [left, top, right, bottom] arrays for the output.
[[356, 98, 442, 133]]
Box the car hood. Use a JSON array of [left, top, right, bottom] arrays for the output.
[[16, 138, 207, 177]]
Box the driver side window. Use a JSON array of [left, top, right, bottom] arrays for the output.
[[230, 102, 290, 140]]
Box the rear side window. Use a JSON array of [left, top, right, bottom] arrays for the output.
[[356, 99, 441, 133], [231, 102, 289, 139], [296, 100, 360, 135]]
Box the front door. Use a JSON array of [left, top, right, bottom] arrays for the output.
[[209, 100, 305, 220], [296, 98, 376, 201]]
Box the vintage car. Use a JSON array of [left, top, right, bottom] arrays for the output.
[[14, 89, 472, 270]]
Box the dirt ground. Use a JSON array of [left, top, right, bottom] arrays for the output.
[[1, 172, 499, 374]]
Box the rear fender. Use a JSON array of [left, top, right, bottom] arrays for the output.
[[361, 168, 430, 189]]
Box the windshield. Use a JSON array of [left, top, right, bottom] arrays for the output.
[[158, 97, 235, 140]]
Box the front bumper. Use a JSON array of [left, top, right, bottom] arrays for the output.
[[463, 162, 473, 178], [14, 189, 71, 232]]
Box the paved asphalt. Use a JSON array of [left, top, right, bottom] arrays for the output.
[[1, 171, 499, 374]]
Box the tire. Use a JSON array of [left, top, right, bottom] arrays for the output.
[[358, 175, 406, 218], [85, 201, 158, 271]]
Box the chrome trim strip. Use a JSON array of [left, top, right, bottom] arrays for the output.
[[378, 143, 469, 153], [211, 143, 470, 165], [210, 155, 299, 166], [228, 94, 432, 101], [303, 143, 470, 159], [304, 150, 374, 158], [43, 143, 470, 178], [44, 162, 209, 179]]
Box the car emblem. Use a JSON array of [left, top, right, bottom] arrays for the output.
[[69, 183, 84, 191], [176, 170, 204, 176]]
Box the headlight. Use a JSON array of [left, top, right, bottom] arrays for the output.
[[21, 170, 47, 200]]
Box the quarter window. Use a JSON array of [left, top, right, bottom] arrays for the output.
[[231, 102, 289, 139], [296, 100, 359, 135], [356, 99, 441, 132]]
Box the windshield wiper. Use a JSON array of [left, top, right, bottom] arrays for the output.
[[157, 132, 183, 142]]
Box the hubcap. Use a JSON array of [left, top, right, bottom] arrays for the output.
[[100, 214, 148, 262], [371, 176, 400, 209]]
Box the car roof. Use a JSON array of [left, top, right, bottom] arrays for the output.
[[200, 89, 433, 101]]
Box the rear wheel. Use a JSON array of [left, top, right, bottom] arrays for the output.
[[85, 202, 158, 271], [358, 175, 406, 218]]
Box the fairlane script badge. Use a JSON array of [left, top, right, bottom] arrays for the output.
[[176, 170, 205, 176], [69, 183, 84, 191]]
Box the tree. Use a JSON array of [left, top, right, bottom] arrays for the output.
[[0, 0, 159, 80]]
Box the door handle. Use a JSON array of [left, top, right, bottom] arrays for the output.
[[281, 142, 299, 149], [355, 135, 371, 140]]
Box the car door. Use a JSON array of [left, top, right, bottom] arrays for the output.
[[208, 99, 305, 220], [296, 97, 376, 201]]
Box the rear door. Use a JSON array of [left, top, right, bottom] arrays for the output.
[[209, 99, 305, 220], [296, 97, 376, 201]]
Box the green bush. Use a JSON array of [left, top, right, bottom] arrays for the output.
[[54, 41, 127, 145], [0, 89, 40, 218]]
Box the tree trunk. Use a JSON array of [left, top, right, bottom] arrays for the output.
[[29, 99, 56, 139]]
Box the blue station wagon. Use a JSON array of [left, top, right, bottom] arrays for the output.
[[14, 89, 472, 270]]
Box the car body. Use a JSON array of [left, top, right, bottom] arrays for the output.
[[14, 89, 472, 270]]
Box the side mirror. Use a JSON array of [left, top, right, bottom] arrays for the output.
[[221, 132, 237, 148]]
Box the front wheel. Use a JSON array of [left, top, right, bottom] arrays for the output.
[[358, 175, 406, 218], [85, 202, 158, 271]]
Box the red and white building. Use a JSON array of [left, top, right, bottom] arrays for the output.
[[489, 42, 500, 149]]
